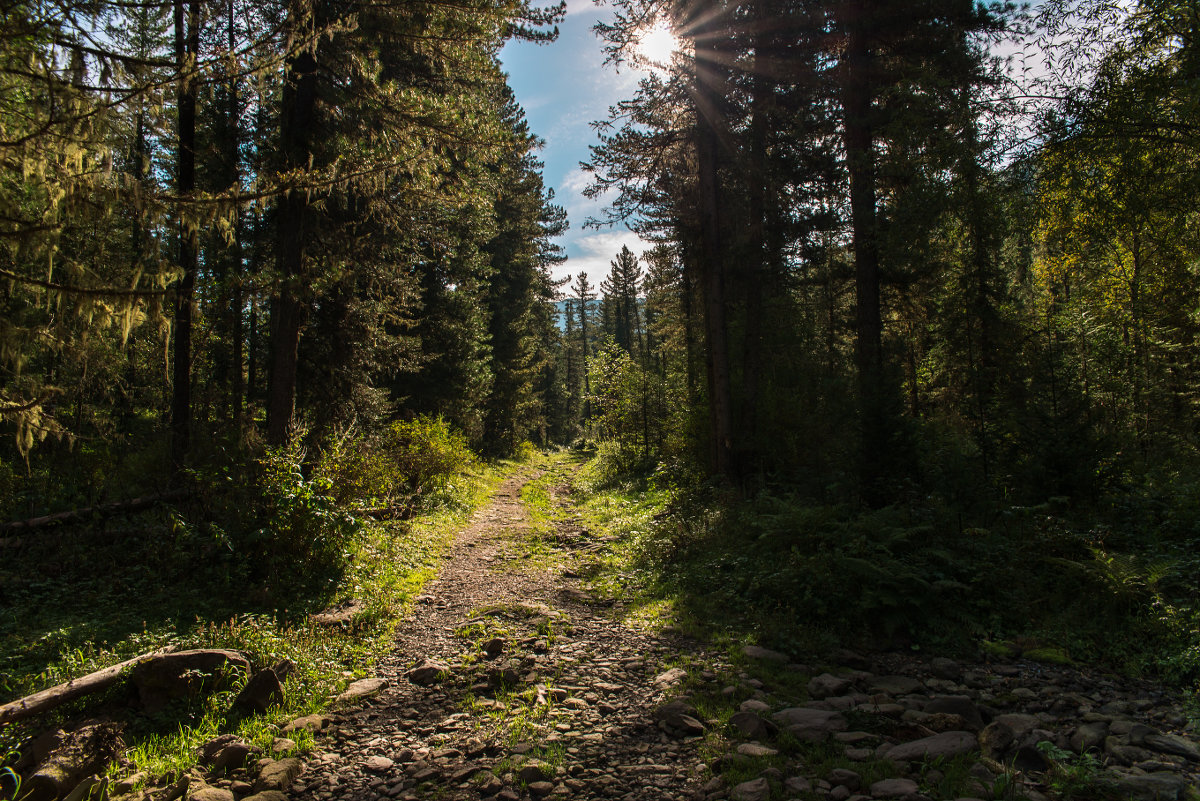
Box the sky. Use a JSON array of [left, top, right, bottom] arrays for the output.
[[499, 0, 655, 288]]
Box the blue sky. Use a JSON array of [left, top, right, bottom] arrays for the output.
[[499, 0, 654, 288]]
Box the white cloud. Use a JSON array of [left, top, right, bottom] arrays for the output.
[[552, 228, 655, 286]]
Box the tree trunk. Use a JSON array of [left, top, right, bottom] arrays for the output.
[[693, 2, 734, 480], [267, 0, 318, 445], [170, 0, 199, 470], [840, 0, 888, 504]]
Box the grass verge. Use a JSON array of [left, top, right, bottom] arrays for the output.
[[0, 454, 528, 781]]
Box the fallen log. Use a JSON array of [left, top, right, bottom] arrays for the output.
[[0, 647, 176, 726], [0, 490, 190, 537]]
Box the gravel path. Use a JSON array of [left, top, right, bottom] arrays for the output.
[[288, 466, 717, 801]]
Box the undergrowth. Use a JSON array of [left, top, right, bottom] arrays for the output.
[[571, 442, 1200, 689], [0, 424, 529, 780]]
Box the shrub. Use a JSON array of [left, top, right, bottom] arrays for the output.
[[384, 416, 474, 492]]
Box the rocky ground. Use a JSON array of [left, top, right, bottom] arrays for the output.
[[73, 466, 1200, 801]]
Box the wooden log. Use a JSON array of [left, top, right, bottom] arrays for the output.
[[0, 490, 190, 537], [0, 647, 175, 725]]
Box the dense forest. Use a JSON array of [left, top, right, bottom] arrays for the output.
[[3, 0, 1200, 785]]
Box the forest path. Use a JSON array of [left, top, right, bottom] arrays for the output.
[[287, 461, 715, 801]]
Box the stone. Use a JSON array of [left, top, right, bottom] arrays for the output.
[[1143, 733, 1200, 761], [869, 676, 924, 696], [527, 782, 555, 797], [826, 769, 860, 791], [130, 650, 251, 712], [1070, 722, 1108, 754], [1107, 772, 1194, 801], [736, 743, 778, 758], [282, 714, 329, 734], [61, 776, 106, 801], [23, 721, 124, 801], [730, 777, 771, 801], [743, 645, 789, 663], [739, 699, 772, 714], [252, 758, 302, 793], [336, 677, 387, 703], [406, 659, 449, 686], [771, 707, 847, 741], [729, 711, 777, 740], [269, 738, 295, 754], [784, 776, 812, 794], [930, 657, 961, 680], [211, 743, 257, 772], [654, 667, 688, 686], [869, 778, 919, 798], [924, 696, 984, 730], [809, 673, 852, 699], [199, 735, 242, 764], [113, 772, 146, 794], [517, 761, 554, 784], [886, 731, 977, 762], [189, 786, 235, 801], [241, 793, 288, 801], [365, 756, 395, 773], [234, 668, 285, 714], [483, 638, 506, 659]]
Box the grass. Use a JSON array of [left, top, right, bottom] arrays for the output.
[[0, 453, 530, 783]]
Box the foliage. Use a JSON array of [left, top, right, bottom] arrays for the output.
[[0, 442, 515, 776]]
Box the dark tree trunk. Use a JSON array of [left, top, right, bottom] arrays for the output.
[[840, 0, 888, 504], [170, 0, 199, 470], [693, 1, 734, 480], [267, 0, 318, 445]]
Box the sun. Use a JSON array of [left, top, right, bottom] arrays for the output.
[[633, 20, 680, 70]]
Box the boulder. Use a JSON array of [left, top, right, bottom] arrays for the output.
[[517, 761, 554, 783], [61, 775, 107, 801], [336, 677, 387, 703], [924, 696, 984, 730], [869, 778, 919, 798], [406, 659, 449, 687], [129, 650, 250, 713], [730, 777, 771, 801], [1143, 733, 1200, 761], [886, 731, 977, 762], [743, 645, 789, 663], [729, 711, 777, 740], [869, 676, 924, 696], [211, 742, 258, 772], [1069, 722, 1108, 754], [827, 768, 861, 791], [189, 785, 234, 801], [929, 657, 961, 680], [234, 668, 285, 714], [654, 667, 688, 687], [282, 714, 329, 734], [1106, 772, 1194, 801], [23, 721, 124, 801], [252, 758, 302, 793], [809, 673, 852, 699], [736, 743, 778, 758]]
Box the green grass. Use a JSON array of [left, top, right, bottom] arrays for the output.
[[0, 454, 529, 782]]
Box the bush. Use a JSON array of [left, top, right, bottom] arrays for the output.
[[313, 415, 475, 507], [384, 416, 474, 492]]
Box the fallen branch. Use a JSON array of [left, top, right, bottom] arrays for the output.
[[0, 647, 176, 725], [0, 490, 190, 536]]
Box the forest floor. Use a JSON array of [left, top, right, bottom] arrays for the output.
[[262, 454, 1200, 801]]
